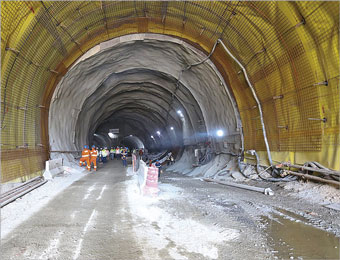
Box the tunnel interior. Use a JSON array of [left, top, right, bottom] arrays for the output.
[[1, 1, 339, 182], [48, 35, 241, 161]]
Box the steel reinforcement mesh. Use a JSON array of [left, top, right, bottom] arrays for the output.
[[1, 1, 339, 182]]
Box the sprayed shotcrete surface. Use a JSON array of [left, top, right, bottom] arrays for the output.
[[49, 35, 241, 161]]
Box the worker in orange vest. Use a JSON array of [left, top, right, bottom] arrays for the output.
[[90, 145, 98, 171], [79, 145, 91, 171]]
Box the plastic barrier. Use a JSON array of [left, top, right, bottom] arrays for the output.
[[143, 165, 159, 196]]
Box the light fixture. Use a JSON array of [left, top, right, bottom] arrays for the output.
[[170, 127, 174, 130], [151, 135, 154, 139], [129, 135, 133, 137], [156, 131, 161, 135], [216, 129, 224, 137], [108, 132, 115, 138], [177, 110, 182, 114]]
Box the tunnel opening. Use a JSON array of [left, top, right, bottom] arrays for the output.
[[48, 34, 242, 167], [1, 3, 340, 259]]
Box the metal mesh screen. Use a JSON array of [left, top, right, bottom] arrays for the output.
[[1, 1, 339, 182]]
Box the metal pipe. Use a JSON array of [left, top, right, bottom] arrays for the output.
[[187, 40, 219, 69], [282, 163, 340, 177], [203, 178, 274, 195], [285, 170, 340, 187], [217, 39, 273, 166]]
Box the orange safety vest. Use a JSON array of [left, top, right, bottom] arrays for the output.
[[90, 149, 98, 158], [82, 149, 90, 158]]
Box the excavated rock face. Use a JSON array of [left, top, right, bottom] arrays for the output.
[[49, 35, 242, 160]]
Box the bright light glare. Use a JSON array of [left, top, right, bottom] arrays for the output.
[[151, 135, 154, 139], [108, 132, 115, 138], [156, 131, 161, 135], [217, 130, 224, 137], [177, 110, 182, 114], [129, 135, 133, 137], [170, 127, 174, 130]]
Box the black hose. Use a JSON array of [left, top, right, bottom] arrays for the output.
[[237, 155, 253, 179], [249, 150, 295, 182]]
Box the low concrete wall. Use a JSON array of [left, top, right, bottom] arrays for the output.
[[43, 159, 85, 180], [43, 158, 64, 180]]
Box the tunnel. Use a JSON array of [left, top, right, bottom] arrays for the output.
[[48, 34, 240, 162], [1, 1, 339, 182], [1, 2, 340, 259]]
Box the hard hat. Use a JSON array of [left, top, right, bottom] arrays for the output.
[[92, 145, 95, 148], [84, 145, 88, 149]]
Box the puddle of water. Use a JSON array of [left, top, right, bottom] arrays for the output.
[[262, 214, 340, 259]]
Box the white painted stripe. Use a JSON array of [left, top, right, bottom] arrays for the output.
[[83, 183, 96, 200], [73, 209, 97, 260], [96, 185, 107, 200]]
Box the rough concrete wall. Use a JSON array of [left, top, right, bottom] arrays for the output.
[[49, 35, 242, 161]]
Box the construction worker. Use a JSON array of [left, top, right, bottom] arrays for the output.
[[102, 148, 107, 163], [96, 147, 100, 165], [115, 146, 120, 160], [106, 147, 110, 161], [121, 148, 128, 167], [110, 147, 115, 160], [90, 145, 98, 171], [155, 160, 162, 178], [79, 145, 91, 171]]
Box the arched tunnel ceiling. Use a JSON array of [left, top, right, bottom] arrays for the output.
[[49, 36, 239, 159], [1, 1, 339, 182]]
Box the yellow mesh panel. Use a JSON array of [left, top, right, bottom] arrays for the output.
[[1, 1, 339, 182]]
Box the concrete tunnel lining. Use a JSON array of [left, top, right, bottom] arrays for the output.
[[49, 34, 242, 161], [80, 70, 203, 147], [121, 135, 145, 149]]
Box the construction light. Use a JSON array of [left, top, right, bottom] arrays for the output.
[[151, 135, 154, 139], [216, 129, 224, 137], [108, 132, 115, 138], [170, 126, 174, 130], [157, 131, 161, 136]]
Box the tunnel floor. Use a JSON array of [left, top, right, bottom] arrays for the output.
[[1, 160, 339, 259]]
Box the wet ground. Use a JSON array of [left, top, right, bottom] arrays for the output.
[[262, 213, 339, 259], [1, 160, 339, 259], [161, 171, 340, 260]]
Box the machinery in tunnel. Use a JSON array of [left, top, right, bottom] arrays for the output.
[[0, 1, 339, 183]]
